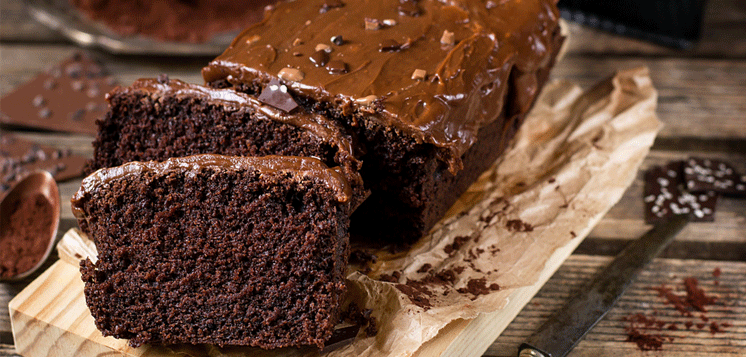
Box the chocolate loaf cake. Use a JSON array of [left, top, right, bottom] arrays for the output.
[[89, 76, 366, 207], [203, 0, 564, 241], [72, 154, 352, 348]]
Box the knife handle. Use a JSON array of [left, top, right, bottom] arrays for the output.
[[518, 344, 549, 357]]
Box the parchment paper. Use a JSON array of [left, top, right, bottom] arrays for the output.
[[66, 66, 660, 357]]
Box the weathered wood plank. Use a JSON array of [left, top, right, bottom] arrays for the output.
[[561, 0, 746, 58], [0, 344, 18, 357], [3, 44, 746, 140], [488, 255, 746, 357], [3, 0, 745, 58], [0, 0, 59, 42], [549, 56, 746, 140], [4, 255, 744, 356]]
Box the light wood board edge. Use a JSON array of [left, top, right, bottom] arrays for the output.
[[10, 222, 590, 357]]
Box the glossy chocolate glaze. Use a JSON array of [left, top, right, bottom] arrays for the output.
[[72, 154, 352, 220], [124, 78, 357, 162], [202, 0, 560, 170]]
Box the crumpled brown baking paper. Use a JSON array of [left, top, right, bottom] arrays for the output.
[[63, 66, 660, 357], [327, 66, 660, 357]]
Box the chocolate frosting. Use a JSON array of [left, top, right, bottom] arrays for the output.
[[71, 154, 352, 220], [202, 0, 560, 170], [125, 78, 357, 162]]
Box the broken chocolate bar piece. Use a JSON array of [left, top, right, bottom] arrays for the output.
[[0, 52, 117, 135], [1, 135, 87, 194], [643, 161, 718, 224], [683, 157, 746, 197]]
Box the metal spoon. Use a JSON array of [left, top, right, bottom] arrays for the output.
[[0, 171, 60, 282]]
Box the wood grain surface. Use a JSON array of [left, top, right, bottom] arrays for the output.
[[1, 0, 745, 355]]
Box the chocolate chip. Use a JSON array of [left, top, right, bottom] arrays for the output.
[[379, 39, 402, 52], [71, 80, 84, 92], [310, 50, 330, 66], [157, 73, 170, 84], [43, 78, 57, 90], [69, 108, 86, 121], [257, 79, 299, 112], [32, 95, 46, 107], [398, 1, 422, 16], [326, 60, 348, 74], [320, 0, 344, 13], [38, 108, 52, 119], [66, 63, 82, 78], [87, 84, 100, 98], [411, 69, 426, 81], [331, 35, 344, 46]]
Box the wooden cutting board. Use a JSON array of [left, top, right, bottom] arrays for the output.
[[9, 226, 587, 357]]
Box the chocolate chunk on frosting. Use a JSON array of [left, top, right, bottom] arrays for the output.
[[202, 0, 561, 171], [257, 78, 300, 112]]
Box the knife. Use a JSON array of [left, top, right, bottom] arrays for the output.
[[517, 215, 688, 357]]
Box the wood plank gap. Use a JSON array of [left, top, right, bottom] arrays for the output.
[[652, 137, 746, 154], [575, 238, 746, 261]]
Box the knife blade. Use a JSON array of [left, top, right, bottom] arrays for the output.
[[518, 215, 688, 357]]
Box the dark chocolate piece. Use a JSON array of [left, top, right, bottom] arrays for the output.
[[0, 52, 117, 135], [1, 135, 87, 195], [310, 50, 330, 67], [256, 79, 300, 112], [683, 157, 746, 197], [643, 161, 718, 223]]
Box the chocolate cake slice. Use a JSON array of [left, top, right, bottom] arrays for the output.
[[203, 0, 564, 241], [89, 76, 366, 207], [71, 154, 352, 348]]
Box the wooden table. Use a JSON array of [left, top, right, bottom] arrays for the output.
[[1, 0, 744, 355]]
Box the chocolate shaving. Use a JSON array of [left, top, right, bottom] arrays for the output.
[[506, 219, 534, 232], [398, 1, 422, 16], [379, 39, 404, 52]]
